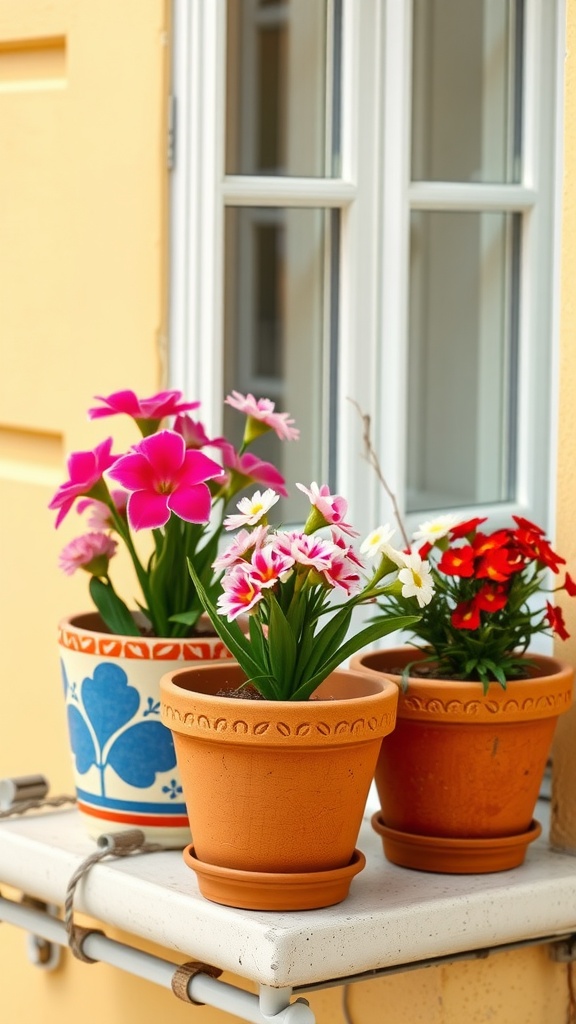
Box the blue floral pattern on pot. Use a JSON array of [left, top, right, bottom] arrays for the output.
[[63, 661, 177, 795], [58, 612, 235, 848]]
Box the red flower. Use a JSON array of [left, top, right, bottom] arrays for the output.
[[449, 516, 487, 540], [438, 545, 475, 577], [475, 583, 508, 613], [564, 572, 576, 597], [451, 599, 481, 630], [476, 546, 520, 582], [512, 515, 545, 536], [518, 533, 565, 573], [472, 529, 512, 557], [546, 602, 570, 641]]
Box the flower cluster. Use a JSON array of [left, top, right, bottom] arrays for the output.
[[369, 513, 576, 687], [187, 483, 424, 700], [50, 389, 298, 638]]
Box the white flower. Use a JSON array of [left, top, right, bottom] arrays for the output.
[[413, 515, 460, 546], [224, 489, 280, 530], [398, 552, 435, 608], [360, 524, 397, 559]]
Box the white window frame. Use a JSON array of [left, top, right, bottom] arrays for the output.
[[168, 0, 565, 544]]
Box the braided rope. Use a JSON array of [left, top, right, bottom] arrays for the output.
[[63, 829, 165, 962], [0, 795, 77, 819]]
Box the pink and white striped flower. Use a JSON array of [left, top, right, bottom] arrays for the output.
[[297, 482, 359, 537], [216, 563, 264, 621], [212, 526, 270, 571], [248, 544, 295, 588], [276, 531, 338, 573]]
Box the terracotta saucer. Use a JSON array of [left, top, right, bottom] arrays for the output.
[[182, 845, 366, 911], [371, 813, 542, 874]]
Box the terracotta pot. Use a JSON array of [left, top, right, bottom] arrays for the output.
[[58, 612, 235, 848], [350, 647, 574, 873], [160, 662, 398, 909]]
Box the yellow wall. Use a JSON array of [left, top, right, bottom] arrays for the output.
[[552, 0, 576, 851], [0, 1, 575, 1023]]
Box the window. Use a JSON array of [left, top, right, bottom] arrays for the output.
[[169, 0, 563, 538]]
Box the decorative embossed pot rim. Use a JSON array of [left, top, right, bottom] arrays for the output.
[[350, 647, 574, 870], [160, 661, 399, 747], [159, 661, 399, 904], [349, 647, 574, 724]]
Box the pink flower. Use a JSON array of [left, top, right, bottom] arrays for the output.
[[321, 550, 362, 595], [212, 526, 269, 570], [225, 391, 300, 442], [88, 389, 200, 426], [218, 441, 288, 496], [174, 414, 222, 450], [108, 430, 224, 530], [276, 531, 337, 573], [330, 530, 365, 569], [77, 490, 128, 530], [216, 564, 264, 621], [58, 533, 118, 577], [248, 545, 295, 588], [49, 438, 117, 527], [297, 482, 359, 536]]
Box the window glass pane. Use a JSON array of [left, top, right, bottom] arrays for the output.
[[226, 0, 341, 177], [223, 207, 338, 522], [412, 0, 523, 183], [406, 211, 519, 512]]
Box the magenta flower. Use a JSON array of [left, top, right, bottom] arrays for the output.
[[89, 389, 200, 428], [225, 391, 300, 442], [213, 526, 270, 571], [108, 430, 224, 530], [297, 482, 359, 537], [59, 533, 118, 577], [173, 414, 222, 450], [216, 564, 264, 621], [218, 441, 288, 496], [49, 438, 117, 527]]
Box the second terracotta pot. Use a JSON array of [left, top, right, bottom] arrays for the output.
[[160, 662, 398, 909], [350, 647, 574, 873]]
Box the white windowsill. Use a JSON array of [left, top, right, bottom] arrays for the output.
[[0, 800, 574, 990]]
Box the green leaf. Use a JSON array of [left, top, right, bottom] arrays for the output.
[[186, 558, 263, 679], [291, 614, 421, 700], [267, 595, 298, 698], [89, 577, 141, 636], [293, 606, 353, 689]]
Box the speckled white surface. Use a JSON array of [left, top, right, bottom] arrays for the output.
[[0, 801, 575, 988]]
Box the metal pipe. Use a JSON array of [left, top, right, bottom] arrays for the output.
[[0, 895, 314, 1024]]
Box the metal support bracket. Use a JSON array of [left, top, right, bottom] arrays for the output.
[[550, 936, 576, 962], [20, 895, 61, 971], [0, 892, 315, 1024]]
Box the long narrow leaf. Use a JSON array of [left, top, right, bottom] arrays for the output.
[[293, 606, 353, 687], [291, 614, 420, 700], [267, 595, 298, 698], [186, 559, 263, 678], [89, 577, 141, 636]]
